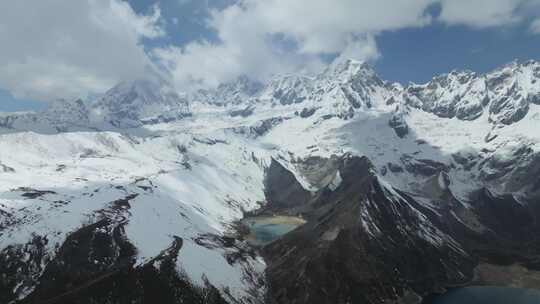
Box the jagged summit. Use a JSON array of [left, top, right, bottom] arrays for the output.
[[92, 78, 190, 127], [322, 58, 379, 81], [192, 75, 264, 107], [44, 98, 90, 127], [260, 74, 314, 105], [402, 59, 540, 124], [0, 78, 191, 132]]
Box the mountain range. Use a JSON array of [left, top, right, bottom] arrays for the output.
[[0, 59, 539, 304]]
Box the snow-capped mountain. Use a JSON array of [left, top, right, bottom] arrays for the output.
[[192, 75, 264, 107], [1, 59, 540, 304], [0, 98, 93, 134], [92, 79, 190, 128], [403, 60, 540, 125], [0, 79, 190, 134], [193, 59, 397, 122]]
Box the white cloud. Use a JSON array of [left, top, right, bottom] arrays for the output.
[[153, 36, 326, 90], [333, 36, 381, 65], [438, 0, 525, 28], [438, 0, 540, 29], [0, 0, 163, 101], [154, 0, 434, 91], [242, 0, 433, 54], [2, 0, 539, 100], [157, 0, 540, 91], [531, 18, 540, 33]]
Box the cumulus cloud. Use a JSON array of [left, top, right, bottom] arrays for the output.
[[333, 36, 381, 65], [154, 0, 434, 91], [239, 0, 434, 54], [0, 0, 164, 101], [2, 0, 539, 100], [531, 18, 540, 33], [155, 0, 540, 91], [438, 0, 527, 28]]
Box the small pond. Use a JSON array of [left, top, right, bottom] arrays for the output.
[[242, 216, 305, 246], [425, 286, 540, 304]]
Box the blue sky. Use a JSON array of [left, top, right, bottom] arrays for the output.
[[376, 21, 540, 84], [1, 0, 540, 111]]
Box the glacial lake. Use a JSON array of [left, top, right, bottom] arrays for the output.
[[426, 286, 540, 304], [243, 216, 305, 246]]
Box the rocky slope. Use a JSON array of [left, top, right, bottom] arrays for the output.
[[264, 155, 474, 304], [262, 154, 540, 303], [0, 59, 539, 303]]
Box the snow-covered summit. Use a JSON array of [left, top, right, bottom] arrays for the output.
[[191, 75, 264, 107], [260, 74, 314, 105], [0, 78, 192, 134], [46, 98, 90, 124], [92, 78, 190, 128], [403, 59, 540, 125], [0, 98, 92, 134], [321, 58, 380, 83], [188, 58, 393, 120]]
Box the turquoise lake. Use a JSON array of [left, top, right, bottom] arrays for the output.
[[426, 286, 540, 304], [243, 216, 305, 245]]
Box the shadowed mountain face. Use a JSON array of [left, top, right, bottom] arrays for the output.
[[0, 59, 539, 304], [262, 156, 540, 304], [263, 159, 312, 210]]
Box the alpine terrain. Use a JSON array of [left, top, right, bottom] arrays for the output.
[[1, 59, 540, 304]]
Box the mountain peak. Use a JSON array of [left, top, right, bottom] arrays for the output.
[[91, 78, 189, 127], [490, 59, 540, 76], [192, 75, 264, 106], [325, 58, 374, 78], [105, 78, 176, 101], [216, 75, 264, 97], [46, 98, 86, 112]]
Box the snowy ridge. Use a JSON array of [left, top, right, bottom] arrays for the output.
[[403, 60, 540, 125], [92, 78, 191, 128]]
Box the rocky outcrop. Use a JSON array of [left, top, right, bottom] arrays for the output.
[[488, 82, 529, 125], [264, 158, 311, 210], [230, 106, 254, 118], [299, 107, 317, 118], [389, 105, 409, 138], [232, 117, 285, 137], [0, 236, 50, 303]]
